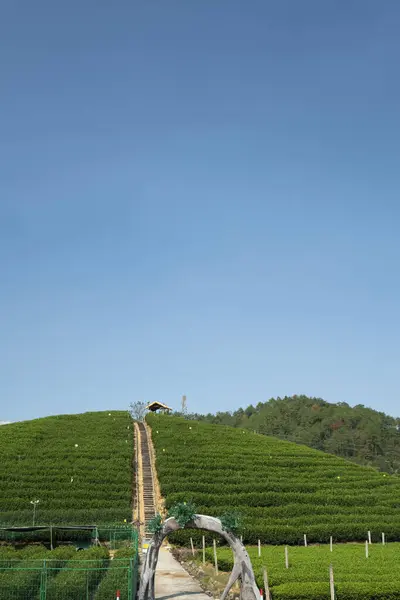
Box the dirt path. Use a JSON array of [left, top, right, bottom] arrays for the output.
[[155, 547, 211, 600]]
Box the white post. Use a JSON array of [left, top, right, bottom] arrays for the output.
[[304, 534, 307, 547], [30, 499, 40, 526], [202, 535, 206, 564], [365, 540, 369, 558], [258, 539, 261, 557], [330, 536, 333, 552], [213, 539, 218, 574], [190, 537, 195, 556], [240, 535, 243, 543], [329, 565, 335, 600], [285, 546, 289, 569], [368, 530, 372, 544], [382, 532, 385, 546], [263, 567, 271, 600]]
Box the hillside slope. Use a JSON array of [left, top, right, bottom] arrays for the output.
[[0, 411, 134, 525], [148, 413, 400, 544], [181, 396, 400, 473]]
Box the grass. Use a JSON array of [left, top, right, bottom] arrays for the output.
[[0, 411, 134, 526], [148, 413, 400, 544]]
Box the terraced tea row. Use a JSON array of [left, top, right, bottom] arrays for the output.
[[0, 411, 134, 525], [147, 414, 400, 543], [205, 543, 400, 600]]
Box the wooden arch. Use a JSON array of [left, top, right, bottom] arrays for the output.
[[138, 514, 259, 600]]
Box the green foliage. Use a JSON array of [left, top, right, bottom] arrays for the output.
[[95, 547, 138, 600], [0, 545, 51, 600], [0, 411, 134, 527], [0, 546, 104, 599], [208, 543, 400, 600], [147, 513, 164, 534], [181, 396, 400, 474], [167, 501, 197, 527], [148, 413, 400, 545], [0, 545, 137, 600], [219, 511, 242, 534], [45, 546, 109, 600]]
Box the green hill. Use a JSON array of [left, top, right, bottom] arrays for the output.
[[181, 396, 400, 473], [0, 411, 134, 526], [148, 413, 400, 544]]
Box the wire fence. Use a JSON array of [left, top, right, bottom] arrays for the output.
[[103, 528, 137, 551], [0, 525, 138, 550], [0, 525, 139, 599], [0, 556, 138, 600]]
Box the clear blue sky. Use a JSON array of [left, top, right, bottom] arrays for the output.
[[1, 1, 400, 422]]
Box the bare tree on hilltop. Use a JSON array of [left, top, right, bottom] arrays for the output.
[[129, 401, 147, 422]]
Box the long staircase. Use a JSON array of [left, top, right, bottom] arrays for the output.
[[137, 422, 157, 535]]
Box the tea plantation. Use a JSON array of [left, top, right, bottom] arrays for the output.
[[0, 544, 137, 599], [0, 411, 134, 525], [207, 543, 400, 600], [148, 414, 400, 544]]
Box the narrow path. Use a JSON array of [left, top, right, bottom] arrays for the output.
[[137, 422, 157, 534], [137, 421, 208, 600], [155, 548, 211, 600]]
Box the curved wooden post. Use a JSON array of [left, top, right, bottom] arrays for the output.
[[138, 514, 259, 600]]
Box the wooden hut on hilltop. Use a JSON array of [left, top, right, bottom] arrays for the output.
[[146, 401, 172, 414]]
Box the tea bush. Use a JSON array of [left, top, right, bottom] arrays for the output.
[[207, 543, 400, 600], [45, 546, 109, 600], [0, 411, 134, 526], [0, 545, 95, 600], [0, 545, 137, 599], [148, 414, 400, 544], [94, 546, 138, 599]]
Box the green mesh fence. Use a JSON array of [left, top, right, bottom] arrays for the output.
[[0, 525, 138, 549], [0, 529, 139, 599], [0, 556, 138, 600]]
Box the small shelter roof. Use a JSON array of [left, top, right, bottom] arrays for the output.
[[146, 401, 172, 412]]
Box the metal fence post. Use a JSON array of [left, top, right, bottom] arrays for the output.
[[40, 559, 47, 600], [130, 555, 138, 600], [128, 558, 133, 600]]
